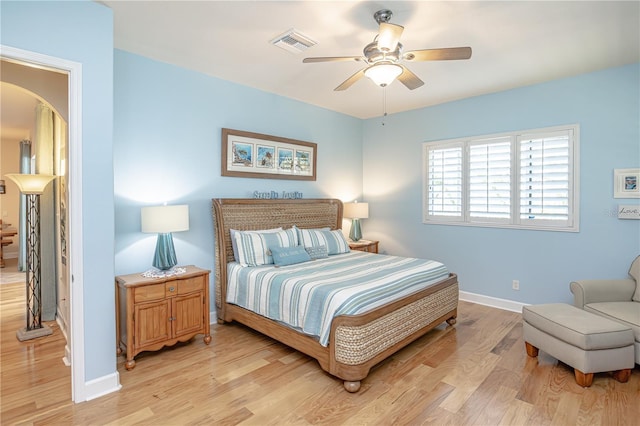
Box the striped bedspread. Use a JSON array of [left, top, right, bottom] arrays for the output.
[[226, 251, 450, 346]]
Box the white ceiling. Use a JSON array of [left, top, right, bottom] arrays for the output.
[[1, 0, 638, 139], [102, 0, 640, 119]]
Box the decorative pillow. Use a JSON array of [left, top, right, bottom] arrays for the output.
[[270, 245, 311, 267], [230, 227, 281, 263], [234, 228, 297, 266], [296, 227, 350, 255], [629, 255, 640, 302], [305, 245, 328, 260]]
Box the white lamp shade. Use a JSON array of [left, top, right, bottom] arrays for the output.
[[343, 202, 369, 219], [5, 173, 56, 194], [141, 205, 189, 233], [364, 63, 403, 87], [377, 22, 404, 52]]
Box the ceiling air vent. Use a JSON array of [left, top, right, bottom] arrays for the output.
[[270, 29, 317, 54]]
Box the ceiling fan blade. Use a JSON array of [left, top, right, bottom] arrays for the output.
[[378, 22, 404, 51], [334, 69, 367, 91], [303, 56, 364, 63], [397, 66, 424, 90], [403, 47, 472, 62]]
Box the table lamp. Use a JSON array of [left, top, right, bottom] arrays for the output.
[[343, 201, 369, 242], [141, 204, 189, 270], [5, 173, 56, 341]]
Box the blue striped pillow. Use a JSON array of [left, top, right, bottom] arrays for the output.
[[234, 228, 298, 266], [230, 227, 282, 263], [295, 226, 350, 255]]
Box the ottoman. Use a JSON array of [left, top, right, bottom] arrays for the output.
[[522, 303, 634, 387]]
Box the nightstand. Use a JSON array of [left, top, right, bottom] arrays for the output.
[[115, 265, 211, 370], [349, 239, 379, 253]]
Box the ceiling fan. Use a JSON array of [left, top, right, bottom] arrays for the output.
[[303, 9, 472, 91]]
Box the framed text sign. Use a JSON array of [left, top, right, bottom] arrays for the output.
[[618, 205, 640, 219], [221, 128, 317, 181]]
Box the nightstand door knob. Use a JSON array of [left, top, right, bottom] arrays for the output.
[[168, 286, 175, 292], [169, 316, 176, 321]]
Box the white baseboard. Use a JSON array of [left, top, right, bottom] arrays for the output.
[[84, 372, 122, 401], [62, 344, 71, 367], [459, 290, 527, 313], [55, 310, 71, 366]]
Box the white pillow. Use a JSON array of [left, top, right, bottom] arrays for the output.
[[234, 228, 298, 266], [295, 226, 350, 255], [230, 227, 281, 263]]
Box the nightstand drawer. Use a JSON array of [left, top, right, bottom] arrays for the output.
[[176, 276, 204, 294], [134, 283, 165, 302]]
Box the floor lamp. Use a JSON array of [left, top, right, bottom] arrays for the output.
[[5, 173, 56, 341]]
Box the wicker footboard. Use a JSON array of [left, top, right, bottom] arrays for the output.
[[334, 281, 459, 366], [328, 275, 458, 391]]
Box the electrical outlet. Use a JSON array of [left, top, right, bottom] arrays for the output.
[[512, 280, 520, 290]]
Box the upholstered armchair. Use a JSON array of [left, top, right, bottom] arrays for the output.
[[570, 256, 640, 364]]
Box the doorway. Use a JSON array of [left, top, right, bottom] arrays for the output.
[[1, 45, 85, 402]]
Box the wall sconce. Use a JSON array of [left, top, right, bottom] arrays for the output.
[[141, 205, 189, 271], [5, 173, 56, 341], [343, 201, 369, 242]]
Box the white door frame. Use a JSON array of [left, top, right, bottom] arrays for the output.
[[1, 44, 86, 402]]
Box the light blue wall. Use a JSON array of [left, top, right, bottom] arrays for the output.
[[1, 1, 115, 381], [113, 50, 363, 291], [363, 63, 640, 305]]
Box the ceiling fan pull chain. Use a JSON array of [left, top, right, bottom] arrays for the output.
[[382, 86, 387, 126]]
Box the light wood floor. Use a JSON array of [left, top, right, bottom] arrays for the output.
[[1, 278, 638, 425]]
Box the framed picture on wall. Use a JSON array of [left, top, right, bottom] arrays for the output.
[[256, 145, 276, 169], [221, 128, 316, 180], [614, 168, 640, 198]]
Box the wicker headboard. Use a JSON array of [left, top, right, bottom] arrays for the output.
[[211, 198, 343, 317]]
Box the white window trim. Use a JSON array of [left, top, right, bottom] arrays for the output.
[[423, 124, 580, 232]]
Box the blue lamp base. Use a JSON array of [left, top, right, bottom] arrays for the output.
[[349, 218, 363, 242], [152, 233, 178, 270]]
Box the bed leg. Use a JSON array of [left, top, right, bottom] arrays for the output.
[[343, 380, 361, 393], [446, 316, 457, 326], [217, 318, 225, 324]]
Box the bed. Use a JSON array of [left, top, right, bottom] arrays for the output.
[[212, 198, 458, 392]]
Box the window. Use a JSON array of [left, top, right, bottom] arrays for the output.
[[423, 125, 579, 232]]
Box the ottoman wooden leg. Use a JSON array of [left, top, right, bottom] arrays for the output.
[[574, 369, 594, 387], [525, 342, 539, 357], [612, 369, 631, 383]]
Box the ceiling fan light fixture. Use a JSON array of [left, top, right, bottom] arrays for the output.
[[377, 23, 404, 52], [364, 63, 403, 87]]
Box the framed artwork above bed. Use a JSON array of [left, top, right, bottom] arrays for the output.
[[221, 128, 317, 180]]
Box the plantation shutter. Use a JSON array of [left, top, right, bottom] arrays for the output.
[[426, 144, 463, 218], [518, 129, 573, 226], [468, 138, 511, 222], [423, 125, 578, 231]]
